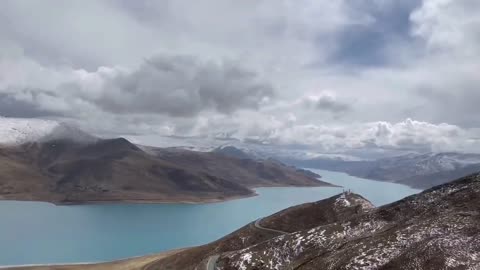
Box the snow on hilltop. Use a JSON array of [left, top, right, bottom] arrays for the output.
[[0, 117, 96, 145], [377, 152, 480, 175]]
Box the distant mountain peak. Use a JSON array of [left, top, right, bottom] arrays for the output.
[[40, 123, 97, 144]]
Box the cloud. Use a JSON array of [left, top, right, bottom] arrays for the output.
[[410, 0, 480, 54], [0, 0, 159, 68], [302, 92, 352, 113], [325, 0, 420, 67], [0, 51, 275, 120], [398, 0, 480, 128], [0, 0, 479, 154], [171, 116, 480, 153], [92, 55, 274, 116], [366, 119, 464, 151], [0, 93, 59, 118]]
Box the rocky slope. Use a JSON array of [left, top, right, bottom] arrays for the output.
[[215, 173, 480, 270], [0, 137, 330, 204]]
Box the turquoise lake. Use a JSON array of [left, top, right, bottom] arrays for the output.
[[0, 169, 421, 266]]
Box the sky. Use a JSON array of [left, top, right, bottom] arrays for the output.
[[1, 0, 480, 154]]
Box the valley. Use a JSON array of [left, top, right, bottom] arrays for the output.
[[6, 173, 478, 270]]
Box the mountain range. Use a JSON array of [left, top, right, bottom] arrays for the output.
[[130, 133, 480, 190], [0, 119, 331, 204], [3, 117, 480, 192], [213, 143, 480, 189]]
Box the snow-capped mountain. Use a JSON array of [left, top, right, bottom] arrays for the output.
[[0, 117, 96, 145], [375, 152, 480, 176], [283, 151, 480, 189]]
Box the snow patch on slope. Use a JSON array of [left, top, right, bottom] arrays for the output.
[[382, 152, 480, 176], [0, 117, 96, 145], [0, 117, 59, 145]]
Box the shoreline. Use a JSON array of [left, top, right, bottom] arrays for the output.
[[0, 181, 339, 206], [54, 193, 260, 206], [0, 249, 187, 270], [0, 193, 259, 206]]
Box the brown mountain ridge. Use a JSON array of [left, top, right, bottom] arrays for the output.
[[0, 138, 332, 204]]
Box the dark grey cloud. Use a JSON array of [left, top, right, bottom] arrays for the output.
[[114, 0, 170, 24], [320, 0, 421, 67], [314, 95, 351, 113], [302, 93, 352, 115], [415, 82, 480, 128], [91, 55, 274, 117], [0, 54, 274, 120], [0, 93, 58, 118]]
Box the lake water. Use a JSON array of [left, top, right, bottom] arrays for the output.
[[0, 169, 421, 266]]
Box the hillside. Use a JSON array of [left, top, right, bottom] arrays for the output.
[[213, 145, 254, 160], [214, 173, 480, 270], [149, 147, 323, 188], [0, 137, 331, 204]]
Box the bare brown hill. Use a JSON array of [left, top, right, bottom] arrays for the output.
[[0, 138, 331, 204]]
